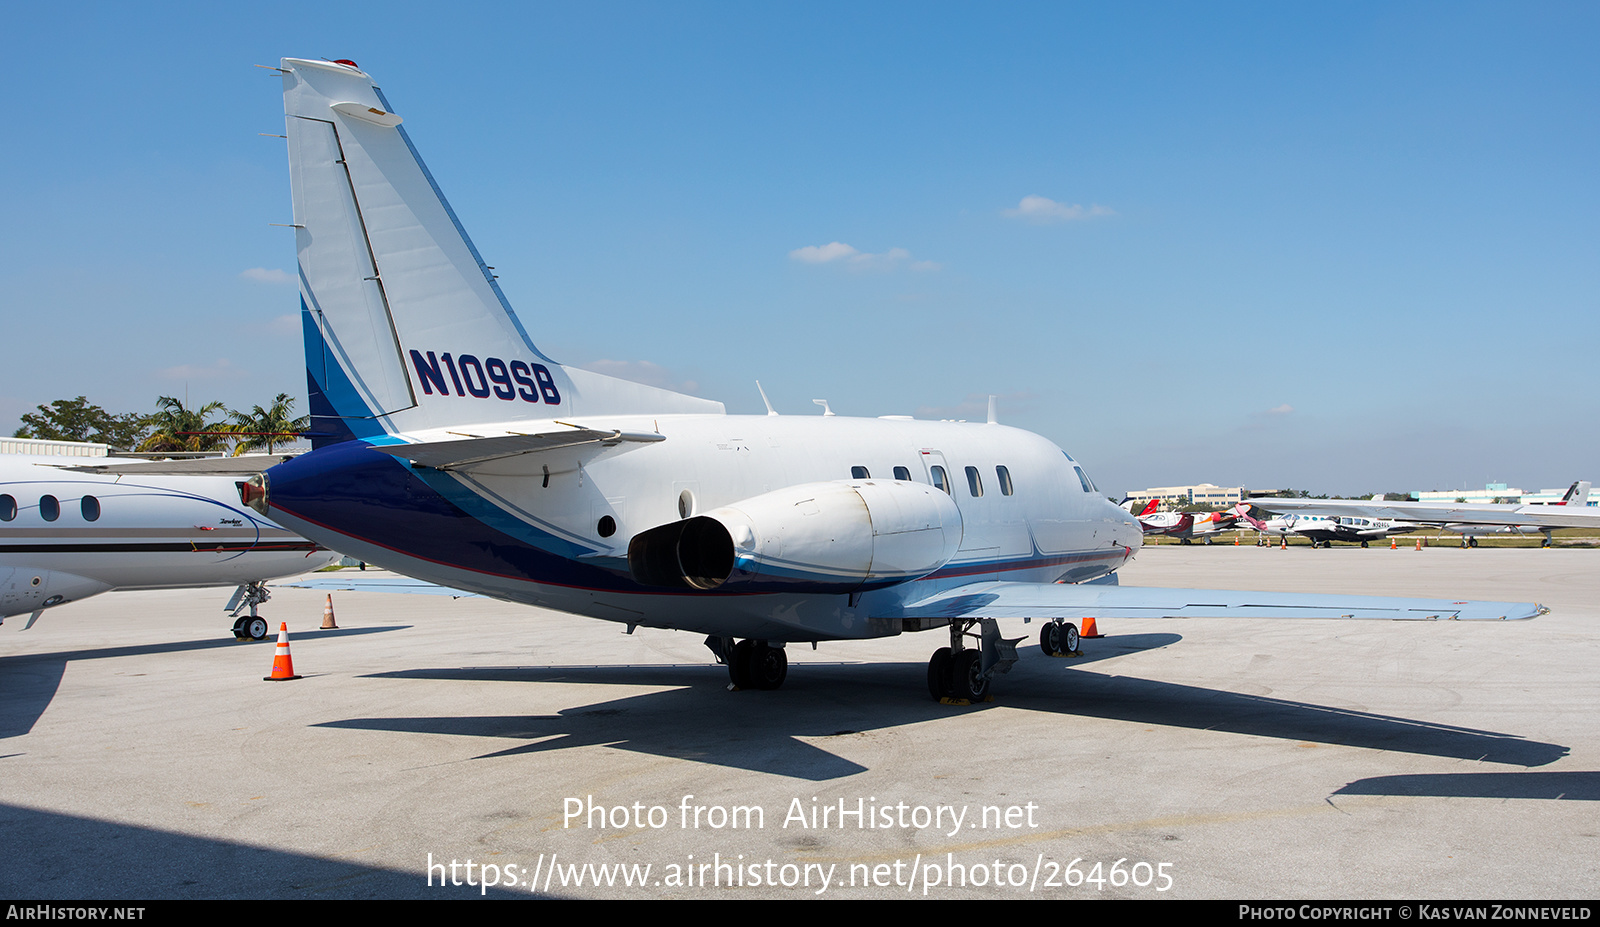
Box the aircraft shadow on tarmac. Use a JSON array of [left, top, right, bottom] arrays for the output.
[[0, 626, 405, 740], [1333, 770, 1600, 801], [315, 631, 1568, 781], [0, 801, 526, 899]]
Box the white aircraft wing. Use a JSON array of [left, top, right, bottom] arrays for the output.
[[892, 581, 1545, 622], [1249, 498, 1599, 530], [275, 572, 477, 597]]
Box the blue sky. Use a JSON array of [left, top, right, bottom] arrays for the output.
[[2, 2, 1595, 495]]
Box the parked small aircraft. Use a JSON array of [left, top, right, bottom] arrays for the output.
[[1233, 504, 1417, 548], [0, 454, 339, 636], [1250, 482, 1593, 548]]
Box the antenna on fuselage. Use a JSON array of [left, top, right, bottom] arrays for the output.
[[987, 395, 997, 425], [812, 400, 835, 416], [756, 381, 778, 416]]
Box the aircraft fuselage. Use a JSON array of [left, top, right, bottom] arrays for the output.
[[263, 413, 1143, 642]]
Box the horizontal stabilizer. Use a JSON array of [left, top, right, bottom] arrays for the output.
[[371, 425, 664, 470], [59, 454, 297, 476], [892, 581, 1546, 622]]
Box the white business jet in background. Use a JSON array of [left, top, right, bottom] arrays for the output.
[[246, 58, 1543, 702], [1, 454, 340, 637]]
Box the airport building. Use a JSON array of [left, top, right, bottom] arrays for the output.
[[1413, 483, 1597, 507], [0, 437, 110, 457], [1123, 483, 1248, 508]]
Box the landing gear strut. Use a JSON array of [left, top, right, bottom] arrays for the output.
[[927, 618, 1021, 703], [226, 582, 272, 640]]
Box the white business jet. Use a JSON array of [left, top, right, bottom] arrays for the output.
[[0, 454, 340, 637], [246, 58, 1544, 702]]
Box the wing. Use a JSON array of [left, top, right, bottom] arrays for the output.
[[275, 572, 477, 597], [1250, 497, 1598, 530], [891, 581, 1544, 622]]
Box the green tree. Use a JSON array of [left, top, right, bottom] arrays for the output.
[[137, 397, 233, 454], [228, 393, 308, 454], [14, 396, 148, 449]]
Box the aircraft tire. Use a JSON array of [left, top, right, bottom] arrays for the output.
[[1361, 541, 1369, 548], [951, 650, 989, 702], [729, 639, 755, 688], [231, 617, 248, 640], [1062, 622, 1080, 655], [1039, 623, 1062, 656], [750, 643, 787, 690], [927, 648, 953, 701], [245, 617, 269, 641], [1469, 537, 1478, 549]]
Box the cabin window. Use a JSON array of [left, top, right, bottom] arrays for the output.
[[851, 466, 870, 479], [893, 466, 911, 481], [965, 466, 984, 497], [39, 495, 60, 522], [678, 490, 695, 519], [0, 495, 14, 521], [996, 466, 1014, 495], [597, 515, 617, 538], [931, 466, 950, 494], [81, 495, 100, 522]]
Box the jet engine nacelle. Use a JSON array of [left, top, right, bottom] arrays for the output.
[[0, 568, 113, 619], [628, 480, 964, 593]]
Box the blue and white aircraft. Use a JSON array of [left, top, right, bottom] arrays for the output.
[[249, 58, 1545, 701]]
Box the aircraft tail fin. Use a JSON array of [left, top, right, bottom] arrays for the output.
[[281, 58, 722, 447], [1232, 502, 1268, 530], [1560, 481, 1591, 507]]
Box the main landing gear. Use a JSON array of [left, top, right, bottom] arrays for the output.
[[226, 581, 272, 640], [927, 618, 1023, 703], [708, 637, 788, 690], [1038, 620, 1079, 658]]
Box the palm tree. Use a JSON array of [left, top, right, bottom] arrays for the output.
[[228, 393, 308, 455], [136, 397, 233, 454]]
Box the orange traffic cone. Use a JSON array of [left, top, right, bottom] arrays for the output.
[[1415, 538, 1422, 551], [321, 594, 338, 630], [1280, 537, 1287, 550], [1390, 538, 1396, 550], [1080, 616, 1105, 639], [264, 623, 302, 681]]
